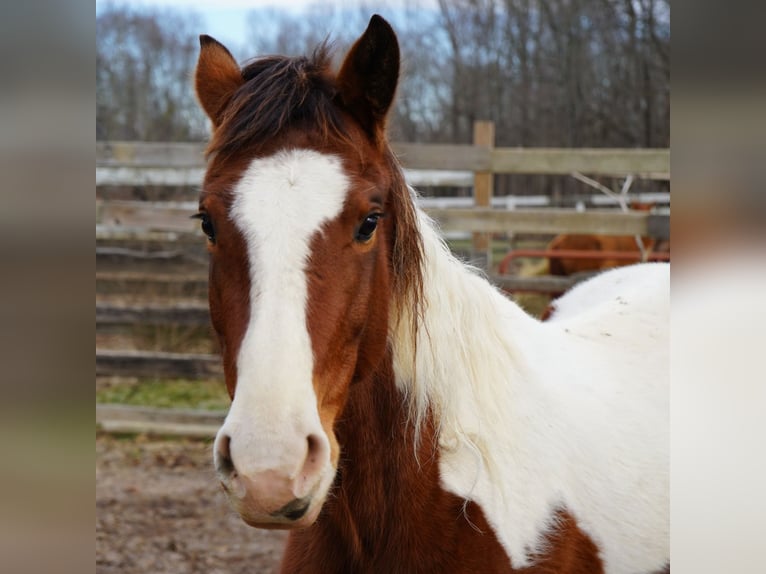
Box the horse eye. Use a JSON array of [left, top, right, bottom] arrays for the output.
[[194, 213, 216, 243], [355, 213, 382, 243]]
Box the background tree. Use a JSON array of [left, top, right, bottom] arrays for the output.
[[97, 5, 206, 141], [96, 0, 669, 195]]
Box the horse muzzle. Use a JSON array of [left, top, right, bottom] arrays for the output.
[[214, 429, 333, 529]]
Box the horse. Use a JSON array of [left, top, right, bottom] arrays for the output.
[[193, 15, 669, 574], [547, 203, 667, 277]]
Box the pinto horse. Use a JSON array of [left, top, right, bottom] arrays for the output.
[[194, 15, 669, 574]]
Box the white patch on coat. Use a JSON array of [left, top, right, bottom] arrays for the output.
[[218, 149, 348, 483], [391, 210, 669, 574]]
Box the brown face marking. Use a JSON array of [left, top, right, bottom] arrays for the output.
[[300, 150, 393, 464], [198, 154, 253, 399]]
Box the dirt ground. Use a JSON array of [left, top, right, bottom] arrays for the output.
[[96, 434, 288, 574]]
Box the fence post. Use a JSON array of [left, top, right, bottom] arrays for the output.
[[472, 121, 495, 269]]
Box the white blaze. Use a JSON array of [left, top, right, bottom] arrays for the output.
[[220, 149, 349, 477]]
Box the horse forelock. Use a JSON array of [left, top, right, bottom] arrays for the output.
[[206, 43, 353, 159]]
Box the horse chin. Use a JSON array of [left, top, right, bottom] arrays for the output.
[[239, 502, 323, 530], [234, 495, 325, 530]]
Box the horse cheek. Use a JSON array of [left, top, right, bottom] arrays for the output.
[[352, 242, 390, 384]]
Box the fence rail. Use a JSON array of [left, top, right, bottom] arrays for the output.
[[96, 301, 210, 326], [97, 140, 669, 180], [96, 202, 669, 239], [96, 404, 223, 437], [96, 349, 222, 379]]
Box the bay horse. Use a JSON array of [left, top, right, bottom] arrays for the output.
[[194, 15, 669, 574]]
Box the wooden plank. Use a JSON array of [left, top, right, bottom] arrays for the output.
[[97, 200, 668, 238], [472, 121, 495, 263], [97, 166, 472, 188], [491, 148, 669, 179], [425, 208, 665, 237], [96, 227, 208, 269], [96, 225, 200, 242], [95, 198, 670, 238], [97, 419, 220, 437], [96, 404, 224, 438], [96, 349, 222, 379], [96, 271, 208, 297], [96, 166, 205, 187], [96, 404, 225, 425], [97, 200, 198, 232], [97, 141, 489, 172], [95, 246, 207, 266], [402, 169, 472, 187], [96, 247, 191, 261], [96, 250, 208, 275], [96, 271, 207, 283], [391, 142, 492, 171], [490, 274, 580, 293], [97, 141, 206, 167], [96, 301, 210, 326], [97, 141, 669, 179]]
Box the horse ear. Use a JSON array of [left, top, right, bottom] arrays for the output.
[[195, 35, 244, 127], [336, 14, 400, 140]]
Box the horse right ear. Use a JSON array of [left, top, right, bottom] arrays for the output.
[[195, 35, 244, 127], [336, 15, 400, 142]]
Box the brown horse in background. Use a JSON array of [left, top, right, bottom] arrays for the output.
[[548, 203, 667, 276]]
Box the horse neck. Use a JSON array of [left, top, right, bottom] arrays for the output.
[[390, 211, 549, 452], [337, 355, 440, 521], [385, 211, 586, 566]]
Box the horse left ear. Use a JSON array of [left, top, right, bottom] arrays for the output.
[[336, 14, 400, 141], [195, 35, 244, 128]]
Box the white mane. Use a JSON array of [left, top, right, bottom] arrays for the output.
[[390, 210, 669, 574]]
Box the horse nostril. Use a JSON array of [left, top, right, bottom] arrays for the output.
[[307, 434, 320, 459], [298, 433, 327, 488], [215, 433, 236, 478], [306, 434, 324, 467]]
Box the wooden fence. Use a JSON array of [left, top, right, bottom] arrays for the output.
[[97, 121, 669, 244], [96, 140, 669, 181], [96, 123, 669, 434]]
